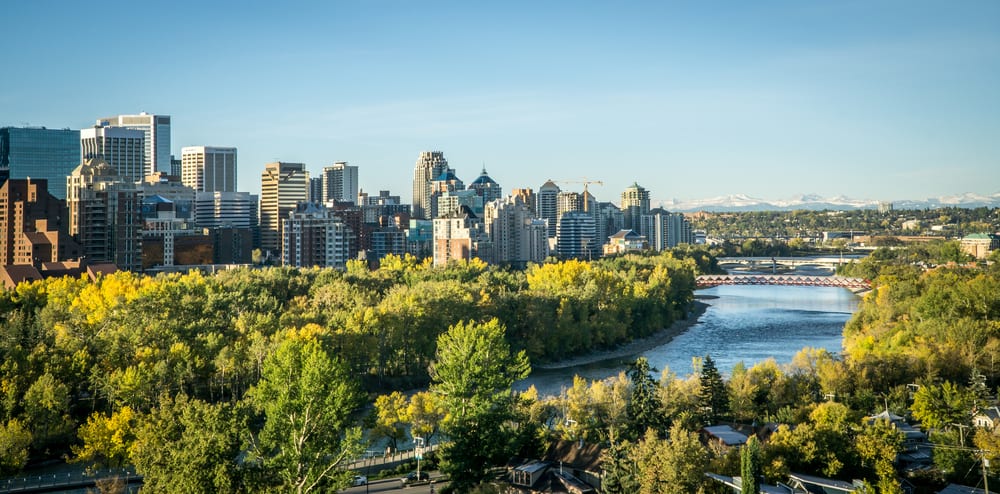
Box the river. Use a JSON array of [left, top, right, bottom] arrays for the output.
[[516, 284, 861, 397]]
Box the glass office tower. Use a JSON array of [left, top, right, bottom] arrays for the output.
[[0, 127, 81, 199]]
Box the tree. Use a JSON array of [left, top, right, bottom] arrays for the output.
[[22, 372, 73, 447], [247, 337, 364, 494], [741, 435, 762, 494], [855, 419, 904, 494], [699, 355, 729, 425], [910, 382, 973, 431], [429, 319, 530, 488], [373, 391, 409, 451], [72, 407, 137, 471], [407, 391, 446, 444], [131, 394, 246, 493], [633, 424, 708, 494], [601, 440, 638, 494], [626, 358, 666, 439], [0, 419, 32, 475]]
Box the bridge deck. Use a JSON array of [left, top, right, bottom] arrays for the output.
[[696, 274, 870, 290]]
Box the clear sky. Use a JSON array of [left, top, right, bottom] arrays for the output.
[[3, 1, 998, 205]]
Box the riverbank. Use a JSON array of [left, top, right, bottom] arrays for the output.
[[533, 297, 712, 370]]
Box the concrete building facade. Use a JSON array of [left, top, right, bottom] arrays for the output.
[[66, 159, 143, 271], [80, 126, 145, 184], [97, 113, 171, 175], [260, 161, 307, 255], [181, 146, 237, 193]]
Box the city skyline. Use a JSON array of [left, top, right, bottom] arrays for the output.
[[3, 1, 999, 204]]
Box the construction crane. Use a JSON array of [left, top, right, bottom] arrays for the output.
[[555, 179, 604, 212]]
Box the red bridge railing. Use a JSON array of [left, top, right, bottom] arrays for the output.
[[696, 274, 870, 290]]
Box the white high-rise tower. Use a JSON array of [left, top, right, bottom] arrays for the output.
[[97, 113, 171, 175], [181, 146, 237, 193]]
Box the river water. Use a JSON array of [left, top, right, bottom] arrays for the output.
[[516, 284, 861, 397]]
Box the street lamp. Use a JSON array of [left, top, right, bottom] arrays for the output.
[[414, 436, 425, 482]]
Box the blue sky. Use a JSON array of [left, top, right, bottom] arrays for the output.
[[3, 1, 998, 205]]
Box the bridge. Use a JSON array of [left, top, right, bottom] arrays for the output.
[[717, 255, 867, 270], [697, 274, 871, 290], [0, 468, 141, 493]]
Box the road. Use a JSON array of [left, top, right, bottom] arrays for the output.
[[343, 474, 447, 494]]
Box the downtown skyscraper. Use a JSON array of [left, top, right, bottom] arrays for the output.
[[181, 146, 237, 193], [97, 113, 172, 175], [260, 162, 308, 255], [320, 162, 359, 204], [0, 127, 81, 199], [411, 151, 449, 220]]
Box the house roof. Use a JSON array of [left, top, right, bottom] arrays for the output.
[[704, 473, 795, 494], [787, 472, 858, 493], [975, 406, 1000, 421], [0, 265, 43, 290], [544, 440, 602, 473], [938, 484, 987, 494], [702, 425, 749, 446]]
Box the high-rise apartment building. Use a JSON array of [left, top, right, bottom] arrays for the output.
[[556, 211, 597, 260], [66, 158, 143, 271], [309, 177, 323, 204], [0, 178, 80, 266], [97, 113, 171, 175], [80, 126, 145, 184], [433, 205, 490, 267], [429, 169, 464, 219], [281, 203, 351, 269], [594, 202, 624, 248], [0, 127, 81, 200], [321, 162, 359, 204], [260, 162, 308, 255], [641, 208, 694, 250], [621, 182, 650, 233], [412, 151, 449, 220], [536, 180, 560, 239], [180, 146, 237, 193], [483, 195, 548, 267]]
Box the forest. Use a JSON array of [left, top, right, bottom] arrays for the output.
[[0, 248, 713, 491], [3, 241, 1000, 493]]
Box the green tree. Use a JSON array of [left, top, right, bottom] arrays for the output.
[[626, 357, 666, 439], [741, 435, 762, 494], [910, 382, 973, 431], [131, 394, 246, 493], [373, 391, 409, 451], [0, 419, 32, 475], [600, 440, 638, 494], [247, 336, 364, 494], [72, 407, 137, 470], [699, 355, 729, 424], [22, 372, 73, 447], [855, 419, 904, 494], [429, 318, 530, 489], [633, 424, 708, 494]]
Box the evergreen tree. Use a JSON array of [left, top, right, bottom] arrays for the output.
[[698, 355, 728, 425], [625, 357, 666, 439], [741, 435, 762, 494], [601, 440, 638, 494]]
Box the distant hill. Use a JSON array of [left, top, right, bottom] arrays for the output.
[[657, 192, 1000, 212]]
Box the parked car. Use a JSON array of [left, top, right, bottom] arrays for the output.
[[352, 475, 367, 486], [400, 471, 430, 485]]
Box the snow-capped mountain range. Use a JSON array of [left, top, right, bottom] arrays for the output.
[[658, 192, 1000, 212]]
